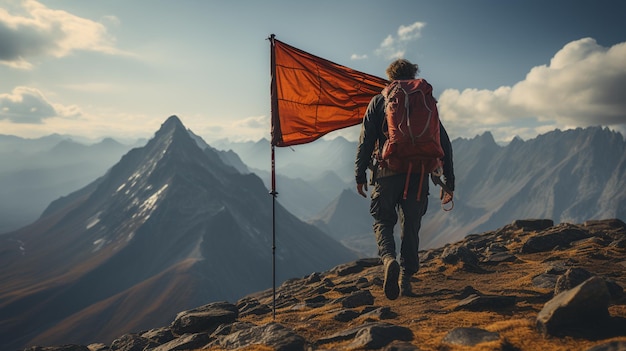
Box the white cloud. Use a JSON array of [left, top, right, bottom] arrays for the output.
[[438, 38, 626, 143], [0, 0, 126, 69], [0, 86, 81, 123], [376, 21, 426, 60], [398, 22, 425, 41], [351, 53, 368, 60]]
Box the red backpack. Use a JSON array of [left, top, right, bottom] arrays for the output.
[[380, 79, 444, 199]]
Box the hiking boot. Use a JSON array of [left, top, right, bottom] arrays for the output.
[[382, 256, 400, 300], [400, 271, 418, 297]]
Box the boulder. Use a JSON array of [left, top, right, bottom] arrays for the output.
[[532, 273, 559, 289], [522, 224, 590, 253], [141, 328, 175, 344], [317, 322, 412, 350], [346, 323, 413, 350], [170, 301, 238, 335], [361, 306, 398, 320], [336, 290, 375, 308], [150, 333, 210, 351], [333, 258, 379, 276], [441, 245, 479, 265], [237, 298, 272, 317], [537, 276, 611, 336], [455, 294, 516, 311], [554, 267, 593, 295], [213, 322, 305, 351], [110, 334, 156, 351], [334, 309, 360, 322], [512, 219, 554, 232]]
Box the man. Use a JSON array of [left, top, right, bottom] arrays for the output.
[[355, 58, 455, 300]]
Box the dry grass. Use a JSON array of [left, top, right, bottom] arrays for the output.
[[201, 224, 626, 350]]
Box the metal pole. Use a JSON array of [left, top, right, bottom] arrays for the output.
[[270, 144, 277, 320], [268, 33, 278, 321]]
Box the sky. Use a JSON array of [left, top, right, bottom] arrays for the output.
[[1, 0, 625, 145]]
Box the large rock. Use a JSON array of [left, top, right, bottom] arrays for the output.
[[554, 267, 593, 295], [140, 328, 175, 344], [212, 322, 305, 351], [512, 219, 554, 232], [317, 322, 412, 350], [151, 333, 210, 351], [441, 245, 479, 265], [336, 290, 375, 308], [455, 294, 516, 311], [110, 334, 156, 351], [346, 323, 413, 350], [521, 224, 590, 253], [537, 276, 611, 336], [170, 301, 238, 335]]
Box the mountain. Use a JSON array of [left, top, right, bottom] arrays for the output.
[[0, 135, 137, 234], [0, 116, 357, 350], [214, 135, 357, 183], [17, 218, 626, 351], [422, 126, 626, 248], [297, 126, 626, 251], [309, 188, 383, 257], [213, 137, 354, 222]]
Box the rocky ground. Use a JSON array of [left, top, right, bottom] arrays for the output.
[[24, 219, 626, 351]]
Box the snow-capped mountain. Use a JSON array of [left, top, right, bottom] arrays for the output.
[[0, 116, 357, 350]]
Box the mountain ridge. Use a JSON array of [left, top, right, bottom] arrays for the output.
[[285, 126, 626, 252], [0, 115, 357, 350]]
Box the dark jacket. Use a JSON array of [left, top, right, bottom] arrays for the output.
[[355, 93, 455, 191]]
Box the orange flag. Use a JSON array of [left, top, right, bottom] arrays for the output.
[[270, 36, 388, 147]]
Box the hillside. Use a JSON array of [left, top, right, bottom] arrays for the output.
[[24, 218, 626, 351]]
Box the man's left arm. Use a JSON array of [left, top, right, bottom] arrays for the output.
[[440, 122, 455, 193]]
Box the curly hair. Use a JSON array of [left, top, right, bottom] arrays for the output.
[[385, 59, 419, 80]]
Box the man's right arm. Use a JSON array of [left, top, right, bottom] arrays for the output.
[[355, 95, 383, 193]]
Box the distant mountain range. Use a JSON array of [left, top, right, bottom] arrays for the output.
[[3, 123, 624, 253], [421, 127, 626, 248], [216, 126, 626, 253], [0, 116, 356, 350], [0, 135, 141, 234]]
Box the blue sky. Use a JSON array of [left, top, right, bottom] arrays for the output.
[[1, 0, 625, 144]]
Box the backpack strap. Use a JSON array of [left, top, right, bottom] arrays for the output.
[[402, 162, 412, 200], [401, 161, 425, 201], [416, 162, 425, 201]]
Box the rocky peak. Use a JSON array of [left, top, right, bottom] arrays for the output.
[[1, 116, 358, 351]]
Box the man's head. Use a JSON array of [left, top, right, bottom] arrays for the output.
[[386, 59, 419, 81]]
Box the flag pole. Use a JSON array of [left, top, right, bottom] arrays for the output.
[[268, 33, 278, 321]]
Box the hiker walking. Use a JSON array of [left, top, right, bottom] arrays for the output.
[[355, 58, 455, 299]]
